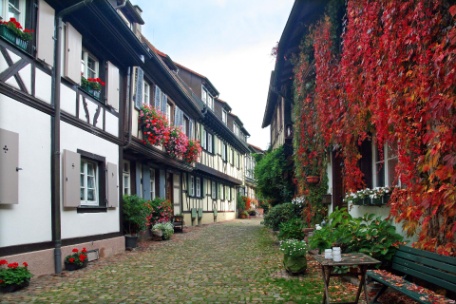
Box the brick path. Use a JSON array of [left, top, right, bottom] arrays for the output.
[[1, 218, 380, 303]]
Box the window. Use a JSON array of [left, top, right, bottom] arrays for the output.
[[144, 81, 151, 106], [154, 85, 167, 113], [150, 168, 156, 199], [189, 175, 195, 197], [81, 48, 99, 79], [219, 184, 225, 200], [222, 142, 227, 162], [211, 181, 217, 199], [374, 143, 398, 187], [166, 102, 172, 124], [122, 161, 130, 195], [226, 186, 232, 201], [196, 177, 201, 198], [237, 152, 241, 169], [201, 86, 214, 110], [222, 109, 227, 125], [80, 159, 99, 206], [201, 128, 207, 150], [207, 133, 213, 153], [230, 148, 234, 165], [233, 123, 239, 136], [0, 0, 25, 26]]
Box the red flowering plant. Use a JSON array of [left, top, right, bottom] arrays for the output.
[[81, 76, 105, 91], [0, 259, 33, 288], [146, 198, 173, 227], [64, 247, 88, 267], [139, 105, 169, 146], [0, 17, 34, 41], [183, 139, 202, 164], [164, 126, 188, 159]]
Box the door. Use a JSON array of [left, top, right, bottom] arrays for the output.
[[332, 150, 346, 210]]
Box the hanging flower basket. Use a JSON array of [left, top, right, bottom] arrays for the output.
[[306, 175, 320, 184]]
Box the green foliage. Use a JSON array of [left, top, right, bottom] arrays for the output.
[[122, 195, 150, 235], [262, 203, 300, 231], [308, 208, 404, 265], [146, 197, 173, 227], [0, 260, 33, 287], [254, 146, 293, 205], [236, 193, 246, 211], [302, 174, 329, 226], [279, 239, 308, 257], [152, 222, 174, 240], [278, 218, 307, 240]]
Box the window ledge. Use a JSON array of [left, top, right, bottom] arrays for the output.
[[77, 206, 108, 213]]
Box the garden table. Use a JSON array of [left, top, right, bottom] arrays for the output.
[[313, 252, 380, 304]]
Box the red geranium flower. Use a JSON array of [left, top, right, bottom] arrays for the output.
[[72, 248, 79, 253], [7, 262, 19, 269], [81, 247, 87, 253], [0, 259, 7, 265], [22, 262, 28, 267], [69, 257, 75, 263]]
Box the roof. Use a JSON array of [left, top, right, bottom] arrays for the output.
[[262, 0, 328, 128], [174, 62, 220, 97]]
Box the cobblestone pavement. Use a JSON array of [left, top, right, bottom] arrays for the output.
[[1, 218, 368, 304]]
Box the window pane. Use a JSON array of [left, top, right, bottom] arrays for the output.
[[87, 189, 94, 201], [80, 188, 84, 200]]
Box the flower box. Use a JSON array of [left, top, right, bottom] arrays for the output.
[[0, 25, 28, 51]]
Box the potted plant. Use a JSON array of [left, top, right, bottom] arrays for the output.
[[64, 247, 88, 271], [0, 17, 33, 51], [279, 239, 308, 274], [0, 259, 33, 293], [80, 76, 105, 99], [344, 186, 393, 206], [122, 195, 150, 249], [151, 222, 174, 240]]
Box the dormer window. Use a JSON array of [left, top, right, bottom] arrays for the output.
[[201, 86, 214, 110], [222, 109, 227, 125]]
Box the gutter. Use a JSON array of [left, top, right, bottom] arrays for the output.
[[51, 0, 93, 275]]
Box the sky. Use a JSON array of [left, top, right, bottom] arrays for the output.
[[133, 0, 295, 150]]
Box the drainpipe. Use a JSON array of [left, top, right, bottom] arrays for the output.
[[51, 0, 93, 275]]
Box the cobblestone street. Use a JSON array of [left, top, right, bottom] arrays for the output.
[[1, 218, 360, 303]]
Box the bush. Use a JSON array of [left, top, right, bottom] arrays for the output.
[[122, 195, 150, 235], [278, 218, 307, 240], [262, 203, 300, 231], [146, 197, 172, 227], [308, 208, 404, 266]]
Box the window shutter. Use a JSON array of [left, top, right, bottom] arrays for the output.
[[106, 162, 118, 207], [189, 120, 194, 139], [106, 61, 120, 111], [63, 149, 80, 207], [134, 67, 144, 109], [142, 166, 151, 200], [0, 129, 19, 204], [64, 23, 82, 84], [174, 107, 183, 127], [37, 1, 55, 67]]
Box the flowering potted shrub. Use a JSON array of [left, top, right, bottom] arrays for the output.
[[64, 247, 88, 271], [183, 139, 202, 164], [139, 105, 169, 146], [164, 127, 188, 158], [0, 259, 33, 293], [279, 239, 308, 274], [344, 186, 393, 206], [80, 76, 105, 99], [152, 222, 174, 240], [146, 197, 173, 227], [0, 18, 33, 51]]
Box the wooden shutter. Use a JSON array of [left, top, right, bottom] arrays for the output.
[[37, 0, 55, 67], [154, 85, 161, 109], [64, 23, 82, 84], [63, 149, 80, 207], [0, 129, 19, 204], [134, 67, 144, 109], [142, 166, 151, 200], [161, 92, 167, 113], [106, 61, 120, 111], [106, 162, 118, 207]]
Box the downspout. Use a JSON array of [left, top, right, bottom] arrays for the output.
[[51, 0, 93, 275]]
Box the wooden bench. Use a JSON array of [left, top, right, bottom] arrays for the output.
[[366, 245, 456, 304]]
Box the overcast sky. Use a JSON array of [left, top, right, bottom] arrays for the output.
[[132, 0, 294, 150]]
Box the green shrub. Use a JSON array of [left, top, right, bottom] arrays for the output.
[[262, 203, 299, 231], [122, 195, 150, 235], [308, 208, 404, 266], [278, 218, 307, 240]]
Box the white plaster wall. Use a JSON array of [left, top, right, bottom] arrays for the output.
[[60, 122, 120, 239], [60, 84, 77, 116], [34, 68, 52, 104], [0, 95, 52, 247], [105, 111, 118, 136]]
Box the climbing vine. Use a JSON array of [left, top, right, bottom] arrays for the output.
[[293, 0, 456, 255]]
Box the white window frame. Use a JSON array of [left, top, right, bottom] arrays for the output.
[[144, 81, 151, 106], [207, 133, 213, 154], [222, 109, 227, 125], [211, 181, 217, 199], [196, 177, 201, 198], [81, 48, 99, 79], [80, 159, 99, 206], [0, 0, 26, 26], [189, 175, 195, 197], [166, 102, 172, 123], [122, 161, 130, 195], [222, 142, 227, 162], [219, 184, 225, 200], [201, 128, 207, 150], [372, 142, 399, 187], [150, 168, 156, 199]]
